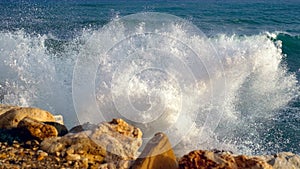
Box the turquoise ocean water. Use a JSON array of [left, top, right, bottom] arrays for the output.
[[0, 0, 299, 155]]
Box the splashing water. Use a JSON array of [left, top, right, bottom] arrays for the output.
[[0, 30, 78, 125], [0, 13, 299, 156]]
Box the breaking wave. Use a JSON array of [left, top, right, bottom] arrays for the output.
[[0, 15, 299, 155]]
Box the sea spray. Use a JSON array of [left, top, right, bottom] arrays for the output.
[[0, 30, 78, 126], [0, 23, 299, 155]]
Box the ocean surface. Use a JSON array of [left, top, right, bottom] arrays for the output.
[[0, 0, 299, 156]]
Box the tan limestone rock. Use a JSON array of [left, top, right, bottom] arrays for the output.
[[0, 105, 55, 129], [132, 132, 178, 169], [41, 118, 142, 168]]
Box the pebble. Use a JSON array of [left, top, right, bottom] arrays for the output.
[[38, 151, 48, 158], [29, 151, 35, 156], [66, 154, 81, 161], [81, 158, 89, 168], [12, 143, 20, 148], [55, 157, 60, 162], [55, 151, 60, 157], [66, 148, 74, 155]]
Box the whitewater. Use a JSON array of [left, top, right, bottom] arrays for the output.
[[0, 13, 299, 156]]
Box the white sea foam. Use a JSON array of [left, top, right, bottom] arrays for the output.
[[0, 30, 77, 125], [0, 23, 298, 156]]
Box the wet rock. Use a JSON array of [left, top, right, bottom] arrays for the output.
[[0, 105, 55, 129], [69, 122, 97, 133], [132, 132, 178, 169], [43, 121, 68, 136], [179, 150, 273, 169], [0, 127, 45, 144], [256, 152, 300, 169], [17, 117, 58, 141]]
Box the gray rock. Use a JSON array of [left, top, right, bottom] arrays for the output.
[[69, 122, 97, 133], [41, 119, 143, 168], [256, 152, 300, 169]]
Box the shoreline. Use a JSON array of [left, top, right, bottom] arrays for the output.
[[0, 105, 299, 169]]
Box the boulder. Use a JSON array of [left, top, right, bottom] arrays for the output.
[[0, 128, 30, 144], [179, 150, 273, 169], [0, 105, 55, 129], [256, 152, 300, 169], [41, 118, 143, 169], [41, 131, 106, 165], [90, 119, 143, 160], [234, 155, 273, 169], [17, 117, 58, 140], [69, 122, 97, 133], [132, 132, 178, 169], [43, 121, 68, 136], [0, 104, 17, 115]]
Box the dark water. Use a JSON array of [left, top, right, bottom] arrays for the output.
[[0, 0, 299, 155], [1, 1, 299, 70]]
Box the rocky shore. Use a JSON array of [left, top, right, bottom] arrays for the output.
[[0, 104, 299, 169]]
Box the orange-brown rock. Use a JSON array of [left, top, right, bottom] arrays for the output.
[[17, 117, 58, 140], [108, 118, 143, 138], [234, 155, 273, 169], [179, 150, 273, 169], [0, 105, 55, 129], [131, 132, 178, 169]]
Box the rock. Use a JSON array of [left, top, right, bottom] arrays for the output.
[[179, 150, 273, 169], [43, 121, 68, 136], [40, 137, 66, 153], [132, 132, 178, 169], [53, 115, 64, 125], [41, 118, 142, 169], [0, 105, 55, 129], [99, 163, 117, 169], [17, 117, 58, 141], [37, 151, 48, 161], [66, 153, 81, 161], [1, 127, 46, 144], [0, 104, 18, 115], [234, 155, 273, 169], [107, 118, 143, 138], [91, 118, 143, 168], [256, 152, 300, 169], [69, 122, 97, 133]]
